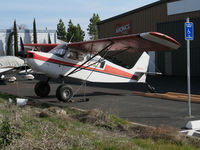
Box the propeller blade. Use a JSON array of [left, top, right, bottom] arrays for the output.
[[18, 37, 27, 58], [20, 37, 25, 52]]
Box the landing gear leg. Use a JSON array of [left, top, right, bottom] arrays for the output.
[[34, 78, 51, 97], [56, 84, 73, 102]]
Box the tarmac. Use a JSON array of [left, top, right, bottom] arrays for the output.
[[0, 74, 200, 129]]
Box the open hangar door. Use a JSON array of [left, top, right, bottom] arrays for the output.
[[156, 18, 200, 76]]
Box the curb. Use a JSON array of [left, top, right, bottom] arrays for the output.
[[133, 91, 200, 104]]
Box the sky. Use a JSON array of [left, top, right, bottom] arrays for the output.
[[0, 0, 158, 39]]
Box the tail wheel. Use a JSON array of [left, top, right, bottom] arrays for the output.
[[34, 81, 50, 97], [56, 84, 73, 102]]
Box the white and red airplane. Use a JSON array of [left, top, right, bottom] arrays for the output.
[[22, 32, 181, 102]]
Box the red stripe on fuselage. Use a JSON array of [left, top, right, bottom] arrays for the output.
[[28, 52, 138, 80], [103, 65, 138, 80]]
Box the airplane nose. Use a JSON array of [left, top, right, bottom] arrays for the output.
[[27, 51, 34, 58], [26, 51, 38, 72]]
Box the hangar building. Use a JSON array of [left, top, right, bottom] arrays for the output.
[[97, 0, 200, 76]]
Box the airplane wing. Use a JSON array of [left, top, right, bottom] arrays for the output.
[[24, 43, 59, 52], [0, 68, 13, 74], [0, 56, 24, 68], [68, 32, 181, 53], [0, 56, 24, 73]]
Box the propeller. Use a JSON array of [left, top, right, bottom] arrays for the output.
[[18, 37, 27, 58], [18, 37, 34, 80]]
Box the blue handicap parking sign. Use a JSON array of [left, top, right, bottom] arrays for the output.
[[185, 22, 194, 40]]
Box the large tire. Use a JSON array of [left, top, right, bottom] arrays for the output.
[[56, 84, 73, 102], [34, 81, 50, 97]]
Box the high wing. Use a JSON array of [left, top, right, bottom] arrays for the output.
[[24, 43, 59, 52], [68, 32, 181, 53], [24, 32, 180, 53]]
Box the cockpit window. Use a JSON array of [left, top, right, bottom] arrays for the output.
[[56, 49, 66, 56], [49, 44, 68, 57], [49, 44, 86, 61]]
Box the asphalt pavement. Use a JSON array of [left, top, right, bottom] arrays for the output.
[[0, 75, 200, 129]]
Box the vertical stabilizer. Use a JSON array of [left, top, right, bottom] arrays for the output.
[[130, 52, 150, 83]]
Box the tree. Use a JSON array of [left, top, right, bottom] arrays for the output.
[[75, 24, 85, 42], [56, 19, 67, 41], [67, 20, 85, 42], [6, 32, 14, 56], [33, 18, 37, 43], [87, 13, 100, 40], [67, 20, 76, 42], [13, 20, 18, 56]]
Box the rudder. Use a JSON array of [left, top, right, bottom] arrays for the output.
[[130, 52, 150, 83]]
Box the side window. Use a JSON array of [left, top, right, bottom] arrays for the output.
[[67, 51, 85, 61], [100, 61, 105, 68], [78, 53, 85, 61], [68, 51, 78, 60]]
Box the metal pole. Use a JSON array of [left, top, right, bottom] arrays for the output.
[[186, 17, 191, 117]]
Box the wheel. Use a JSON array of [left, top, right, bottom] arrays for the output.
[[56, 84, 73, 102], [34, 81, 50, 97]]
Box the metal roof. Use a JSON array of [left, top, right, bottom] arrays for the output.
[[98, 0, 171, 25]]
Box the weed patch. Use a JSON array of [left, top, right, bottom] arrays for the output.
[[0, 93, 198, 149], [0, 117, 20, 148]]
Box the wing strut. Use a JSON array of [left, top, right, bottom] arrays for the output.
[[66, 41, 113, 77]]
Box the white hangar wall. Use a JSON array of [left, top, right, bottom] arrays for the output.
[[0, 29, 57, 56]]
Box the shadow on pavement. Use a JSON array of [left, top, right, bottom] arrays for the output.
[[147, 75, 200, 95], [34, 74, 200, 95]]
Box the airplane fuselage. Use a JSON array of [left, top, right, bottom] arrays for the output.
[[26, 50, 144, 83]]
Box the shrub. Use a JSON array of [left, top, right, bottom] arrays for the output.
[[0, 117, 13, 148]]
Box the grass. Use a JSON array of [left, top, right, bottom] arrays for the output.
[[0, 92, 17, 103], [133, 139, 199, 150], [0, 92, 199, 150]]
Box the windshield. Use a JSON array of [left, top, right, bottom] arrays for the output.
[[49, 44, 68, 57]]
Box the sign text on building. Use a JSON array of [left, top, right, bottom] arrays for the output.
[[115, 21, 132, 35]]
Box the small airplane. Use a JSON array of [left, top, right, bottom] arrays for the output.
[[21, 32, 181, 102], [0, 56, 34, 82]]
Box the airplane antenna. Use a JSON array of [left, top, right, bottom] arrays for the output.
[[69, 34, 74, 43]]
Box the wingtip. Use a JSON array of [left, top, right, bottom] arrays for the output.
[[140, 32, 181, 50], [150, 32, 181, 47]]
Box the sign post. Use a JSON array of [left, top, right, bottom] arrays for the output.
[[185, 17, 193, 117]]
